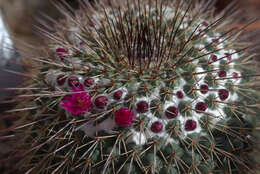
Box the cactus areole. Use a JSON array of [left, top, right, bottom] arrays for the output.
[[10, 0, 260, 174]]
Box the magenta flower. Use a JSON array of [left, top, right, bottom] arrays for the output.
[[60, 84, 91, 115], [114, 108, 134, 127]]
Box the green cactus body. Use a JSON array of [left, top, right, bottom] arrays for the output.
[[9, 0, 260, 174]]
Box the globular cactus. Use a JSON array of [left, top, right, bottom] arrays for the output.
[[5, 0, 260, 173]]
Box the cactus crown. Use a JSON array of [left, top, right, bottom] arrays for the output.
[[6, 0, 260, 174]]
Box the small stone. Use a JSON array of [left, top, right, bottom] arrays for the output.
[[195, 102, 208, 113], [94, 96, 108, 109], [84, 77, 94, 87], [136, 101, 149, 113], [185, 120, 197, 131], [176, 91, 184, 99], [210, 54, 218, 62], [200, 84, 209, 94], [68, 76, 80, 87], [113, 90, 123, 100], [218, 70, 227, 78], [218, 89, 229, 101], [165, 106, 178, 119], [56, 75, 67, 86], [151, 121, 163, 133]]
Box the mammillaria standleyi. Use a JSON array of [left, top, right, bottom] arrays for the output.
[[4, 0, 260, 173]]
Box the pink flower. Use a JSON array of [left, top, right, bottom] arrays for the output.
[[60, 84, 91, 115], [114, 108, 134, 127]]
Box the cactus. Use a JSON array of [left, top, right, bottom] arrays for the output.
[[5, 0, 260, 173]]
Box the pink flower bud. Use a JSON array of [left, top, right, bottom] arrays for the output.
[[115, 108, 134, 127]]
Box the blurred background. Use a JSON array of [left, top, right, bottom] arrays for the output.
[[0, 0, 259, 173]]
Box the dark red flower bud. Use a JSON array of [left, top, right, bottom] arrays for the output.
[[201, 21, 209, 27], [68, 76, 80, 87], [56, 48, 68, 55], [185, 119, 197, 131], [176, 91, 184, 99], [151, 121, 163, 133], [218, 70, 227, 78], [225, 53, 232, 61], [136, 101, 149, 113], [165, 106, 178, 119], [200, 84, 209, 94], [195, 102, 208, 113], [218, 89, 229, 101], [56, 48, 68, 61], [84, 77, 94, 87], [94, 96, 108, 109], [232, 72, 239, 79], [56, 75, 67, 86], [113, 90, 123, 100], [210, 54, 218, 62]]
